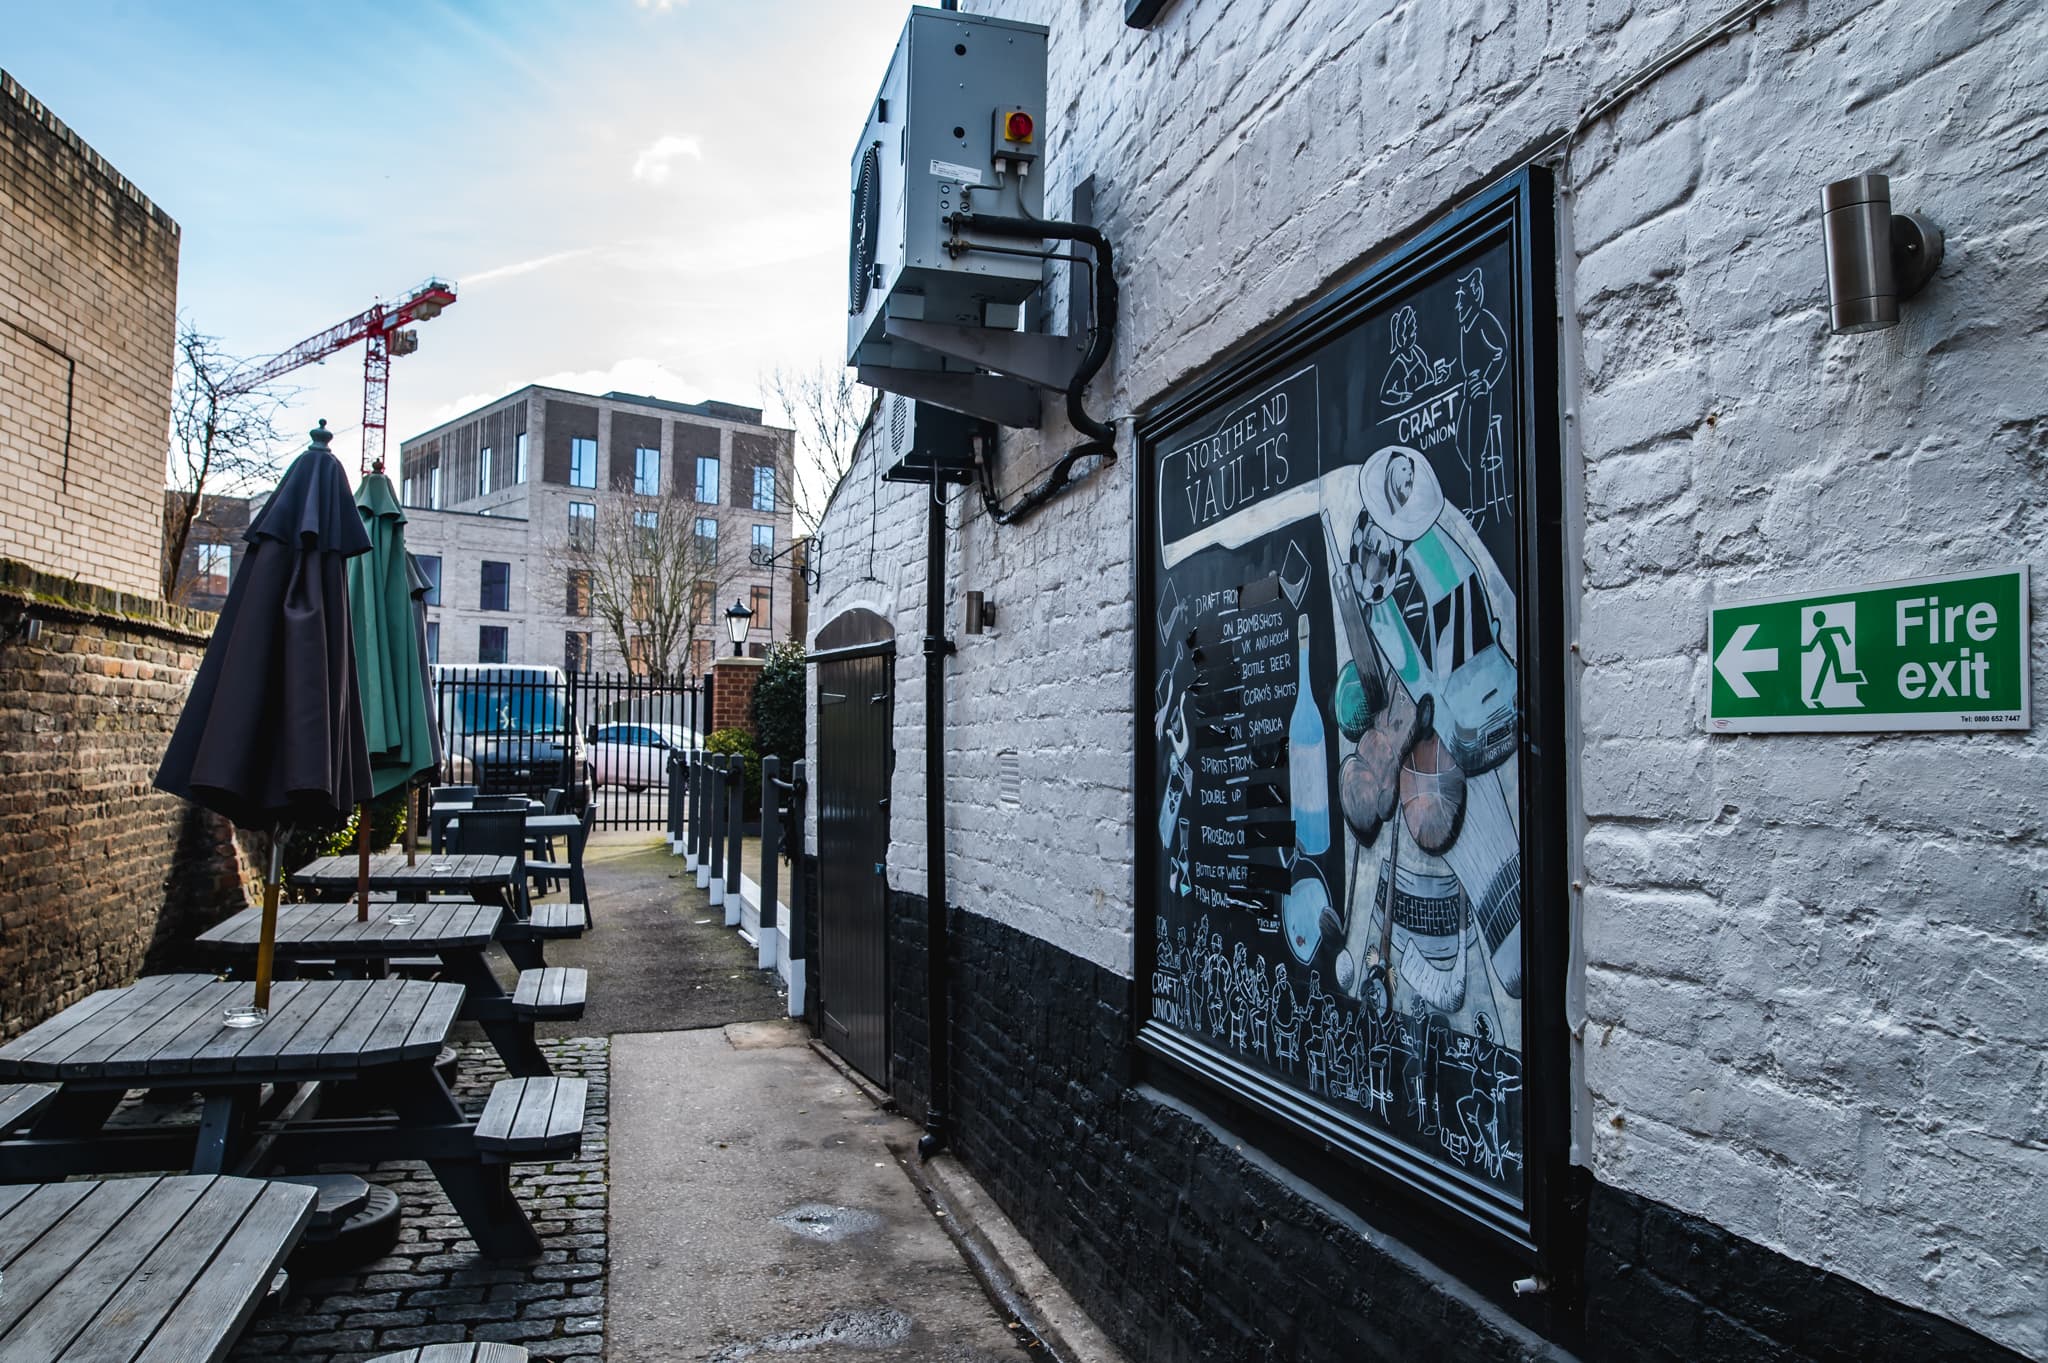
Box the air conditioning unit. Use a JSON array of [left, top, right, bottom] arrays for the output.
[[846, 7, 1049, 375], [876, 393, 995, 485]]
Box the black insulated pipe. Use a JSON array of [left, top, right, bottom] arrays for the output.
[[949, 211, 1119, 524], [918, 467, 954, 1160]]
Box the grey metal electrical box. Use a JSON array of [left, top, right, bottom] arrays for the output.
[[846, 6, 1049, 373], [876, 393, 995, 485]]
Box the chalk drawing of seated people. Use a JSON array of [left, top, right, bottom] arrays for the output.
[[1380, 304, 1455, 406], [1453, 266, 1512, 527], [1269, 962, 1301, 1072]]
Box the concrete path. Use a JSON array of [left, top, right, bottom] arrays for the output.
[[533, 832, 787, 1038], [609, 1023, 1035, 1363]]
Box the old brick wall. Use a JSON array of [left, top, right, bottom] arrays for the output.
[[0, 71, 179, 599], [0, 559, 249, 1041]]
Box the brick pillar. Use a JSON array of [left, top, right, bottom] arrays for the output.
[[708, 655, 765, 739]]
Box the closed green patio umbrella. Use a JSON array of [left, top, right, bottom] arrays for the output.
[[346, 468, 439, 915]]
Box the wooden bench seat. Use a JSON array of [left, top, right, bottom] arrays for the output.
[[503, 903, 588, 940], [476, 1077, 587, 1162], [365, 1344, 529, 1363], [0, 1082, 56, 1131], [510, 967, 587, 1020]]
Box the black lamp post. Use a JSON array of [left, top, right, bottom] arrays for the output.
[[724, 598, 754, 656]]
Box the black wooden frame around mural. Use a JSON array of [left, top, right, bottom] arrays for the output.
[[1131, 166, 1568, 1259]]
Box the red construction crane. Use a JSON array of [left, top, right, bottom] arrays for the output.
[[229, 278, 458, 473]]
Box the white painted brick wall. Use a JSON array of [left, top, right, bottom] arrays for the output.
[[812, 1, 2048, 1349]]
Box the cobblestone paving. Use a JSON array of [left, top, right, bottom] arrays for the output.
[[229, 1036, 610, 1363]]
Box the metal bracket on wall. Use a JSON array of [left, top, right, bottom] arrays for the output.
[[855, 365, 1042, 429], [883, 317, 1083, 392]]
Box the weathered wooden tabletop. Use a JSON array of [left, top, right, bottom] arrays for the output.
[[193, 900, 501, 959], [0, 975, 463, 1083], [0, 1174, 315, 1362], [289, 852, 514, 895]]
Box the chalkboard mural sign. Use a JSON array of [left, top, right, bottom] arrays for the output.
[[1136, 170, 1565, 1247]]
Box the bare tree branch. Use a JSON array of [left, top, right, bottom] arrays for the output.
[[764, 360, 874, 539], [162, 320, 294, 602], [545, 492, 750, 683]]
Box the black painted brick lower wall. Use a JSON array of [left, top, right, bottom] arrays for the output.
[[886, 892, 2030, 1363]]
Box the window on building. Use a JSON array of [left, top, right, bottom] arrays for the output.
[[429, 466, 442, 510], [635, 508, 659, 554], [570, 436, 598, 488], [402, 476, 415, 504], [416, 555, 442, 606], [631, 575, 654, 621], [568, 501, 595, 551], [566, 570, 592, 617], [478, 445, 493, 497], [564, 630, 590, 674], [425, 621, 440, 665], [196, 542, 232, 595], [748, 642, 768, 659], [695, 455, 719, 504], [751, 524, 774, 565], [692, 582, 714, 626], [480, 560, 511, 612], [694, 517, 718, 558], [752, 465, 777, 512], [635, 446, 660, 496], [688, 638, 712, 675], [478, 625, 508, 663], [515, 430, 529, 484], [627, 634, 653, 677], [750, 583, 773, 635]]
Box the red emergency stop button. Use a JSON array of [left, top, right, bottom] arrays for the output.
[[1005, 111, 1034, 143]]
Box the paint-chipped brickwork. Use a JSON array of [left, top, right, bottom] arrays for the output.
[[890, 899, 2031, 1363], [230, 1036, 610, 1363], [811, 0, 2048, 1355], [0, 558, 249, 1040], [0, 70, 179, 599]]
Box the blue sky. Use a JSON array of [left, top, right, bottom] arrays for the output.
[[4, 0, 908, 469]]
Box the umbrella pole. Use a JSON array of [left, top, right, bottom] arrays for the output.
[[254, 832, 283, 1013], [356, 802, 372, 922]]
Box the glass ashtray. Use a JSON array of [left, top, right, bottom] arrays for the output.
[[220, 1004, 267, 1029]]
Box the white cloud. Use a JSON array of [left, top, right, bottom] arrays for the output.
[[461, 246, 598, 288], [634, 0, 688, 8], [630, 134, 704, 185]]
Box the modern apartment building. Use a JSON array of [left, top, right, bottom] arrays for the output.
[[397, 385, 795, 675]]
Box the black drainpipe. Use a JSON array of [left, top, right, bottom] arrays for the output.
[[918, 466, 954, 1160]]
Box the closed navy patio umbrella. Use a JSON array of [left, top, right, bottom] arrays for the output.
[[156, 420, 372, 1016]]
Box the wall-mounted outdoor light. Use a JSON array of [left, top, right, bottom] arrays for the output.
[[725, 598, 753, 656], [1821, 173, 1944, 333], [963, 591, 997, 635]]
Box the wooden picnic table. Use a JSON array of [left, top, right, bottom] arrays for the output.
[[290, 852, 517, 910], [0, 1174, 315, 1362], [0, 974, 544, 1257], [192, 901, 560, 1077]]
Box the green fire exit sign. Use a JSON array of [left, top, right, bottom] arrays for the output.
[[1708, 568, 2031, 733]]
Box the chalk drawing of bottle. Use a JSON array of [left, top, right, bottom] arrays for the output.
[[1289, 615, 1331, 858]]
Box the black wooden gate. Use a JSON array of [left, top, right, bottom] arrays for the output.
[[813, 612, 894, 1083]]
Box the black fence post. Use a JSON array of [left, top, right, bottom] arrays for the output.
[[759, 756, 781, 971], [706, 754, 726, 905], [724, 757, 744, 928], [786, 759, 807, 1019], [666, 748, 685, 849], [688, 753, 704, 880]]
